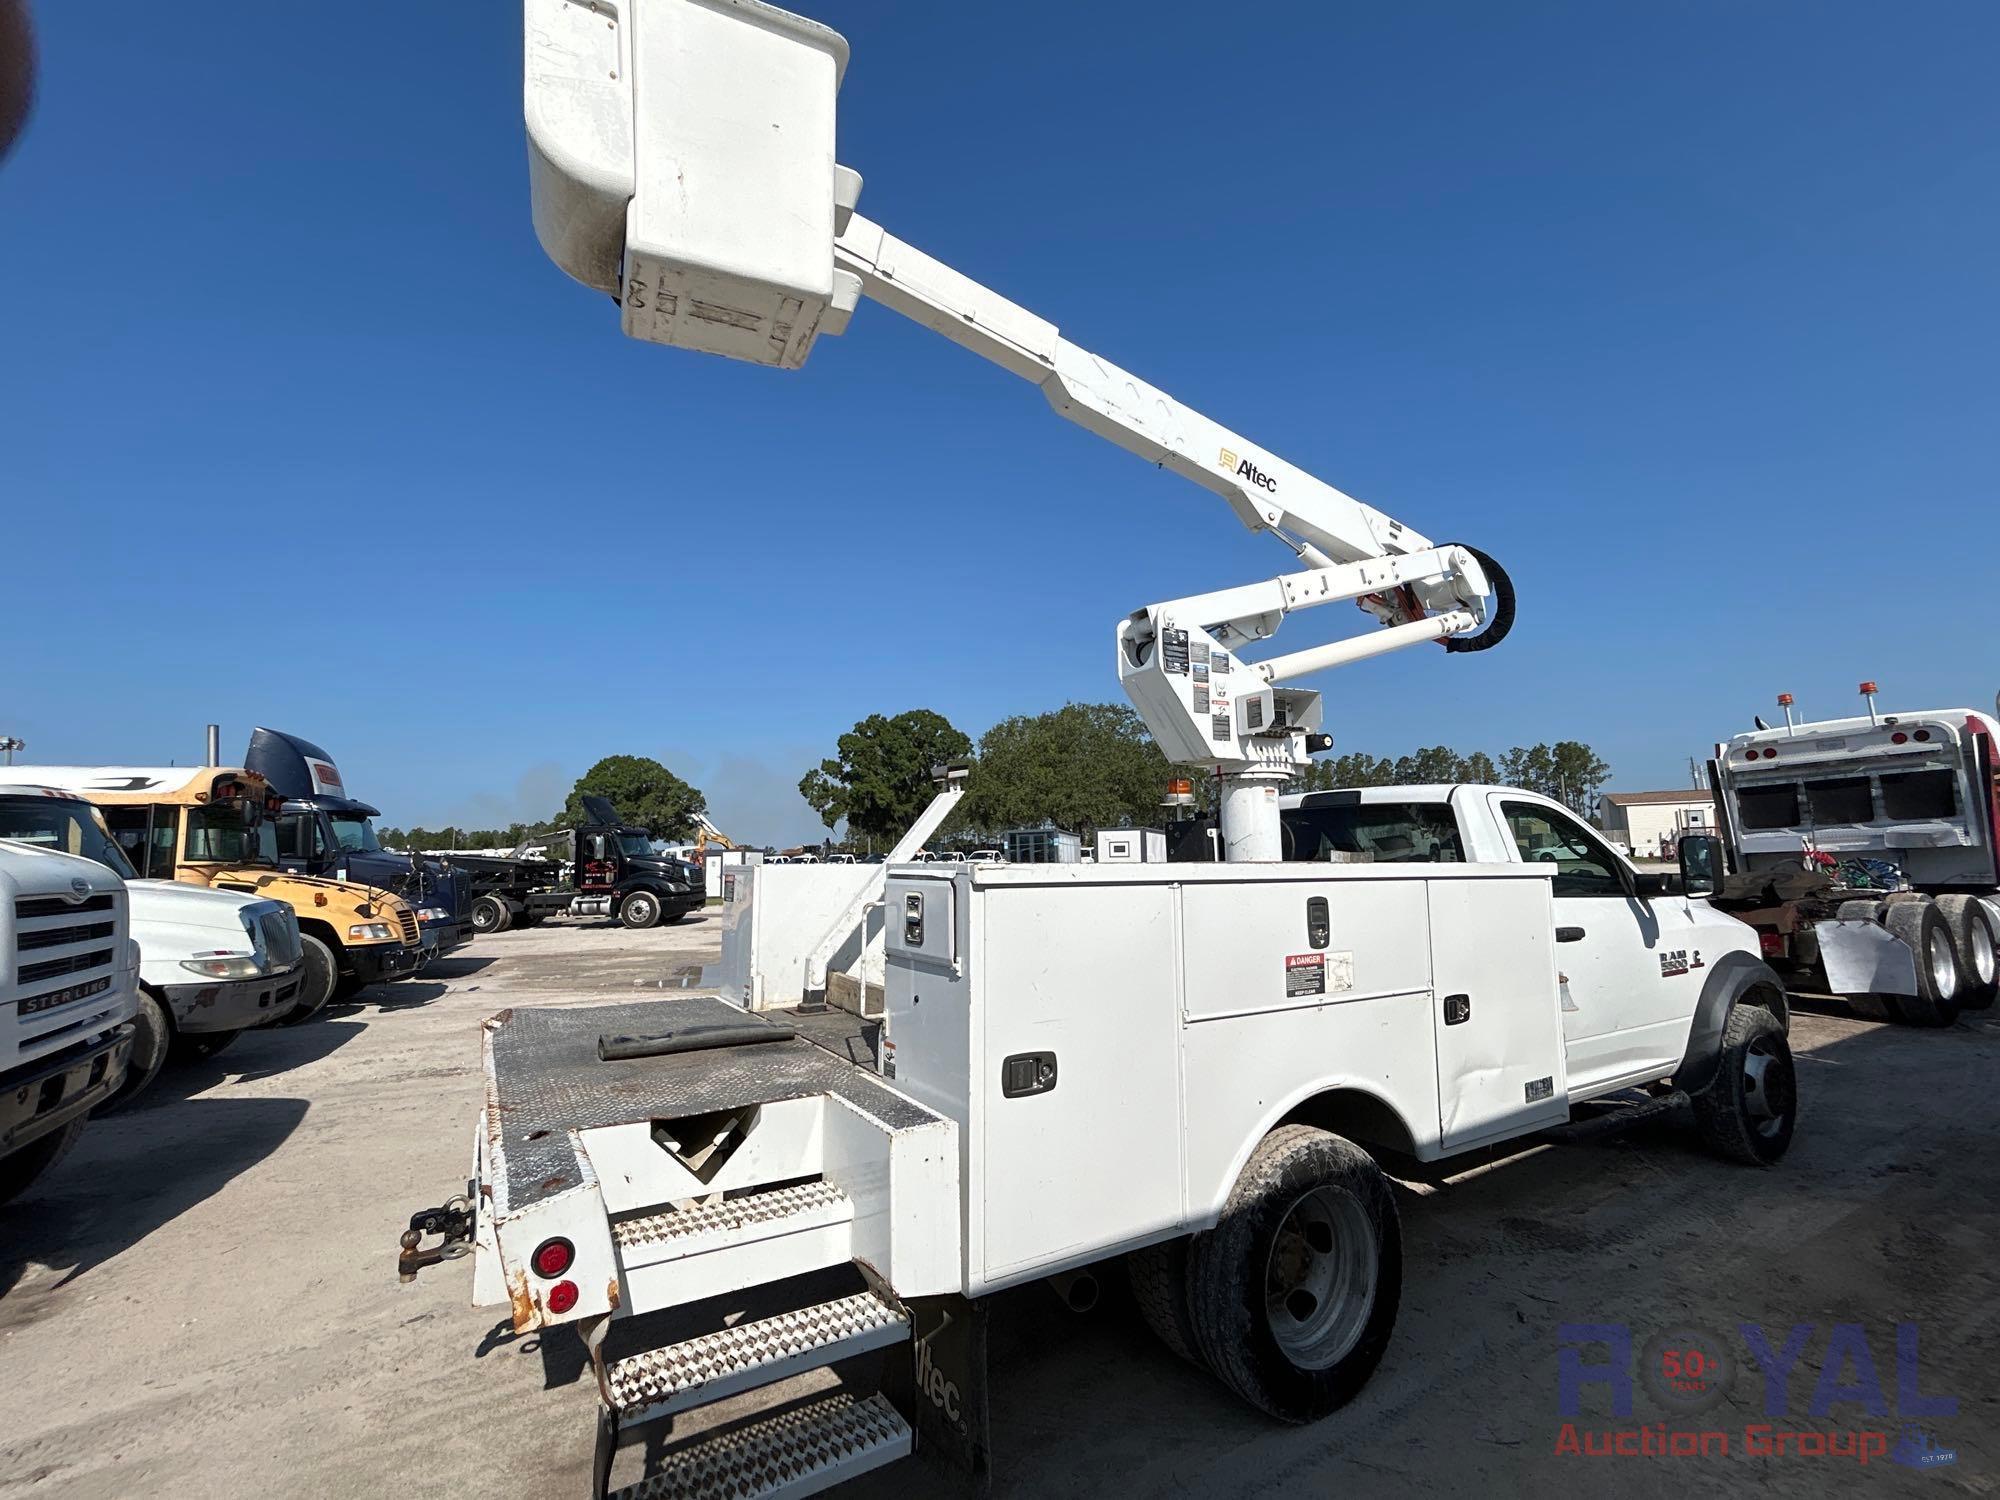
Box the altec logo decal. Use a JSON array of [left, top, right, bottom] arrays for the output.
[[1218, 447, 1278, 493]]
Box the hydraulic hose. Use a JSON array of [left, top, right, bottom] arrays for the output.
[[1441, 543, 1517, 654]]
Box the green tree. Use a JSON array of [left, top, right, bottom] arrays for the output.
[[1392, 745, 1468, 784], [800, 710, 972, 843], [564, 755, 705, 840], [958, 702, 1171, 834]]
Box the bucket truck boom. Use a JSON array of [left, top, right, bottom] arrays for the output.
[[524, 0, 1514, 858]]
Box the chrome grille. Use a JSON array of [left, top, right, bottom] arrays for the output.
[[259, 907, 302, 969], [394, 905, 419, 945]]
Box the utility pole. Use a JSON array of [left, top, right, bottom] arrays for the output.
[[0, 735, 22, 766]]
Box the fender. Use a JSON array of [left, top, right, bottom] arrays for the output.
[[1196, 1076, 1425, 1226], [612, 875, 692, 902], [1674, 950, 1788, 1095]]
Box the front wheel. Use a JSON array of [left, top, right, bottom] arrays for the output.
[[276, 934, 337, 1027], [1692, 1003, 1797, 1165], [98, 988, 169, 1113], [619, 891, 662, 930], [0, 1117, 86, 1208], [1185, 1124, 1401, 1422]]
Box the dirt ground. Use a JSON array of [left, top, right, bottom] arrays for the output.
[[1, 916, 1994, 1499]]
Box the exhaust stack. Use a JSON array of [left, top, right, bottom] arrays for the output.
[[205, 724, 220, 766]]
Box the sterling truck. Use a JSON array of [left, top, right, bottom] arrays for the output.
[[0, 836, 137, 1205], [1708, 685, 2000, 1026], [0, 785, 305, 1106]]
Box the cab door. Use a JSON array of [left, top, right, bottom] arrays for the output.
[[1486, 795, 1699, 1094]]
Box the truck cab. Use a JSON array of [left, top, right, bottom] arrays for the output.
[[0, 836, 138, 1205], [454, 796, 703, 933], [243, 727, 475, 961], [1281, 784, 1767, 1097]]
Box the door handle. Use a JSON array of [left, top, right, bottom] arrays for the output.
[[1556, 926, 1586, 943]]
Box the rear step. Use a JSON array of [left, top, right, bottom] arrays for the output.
[[606, 1287, 909, 1428], [614, 1181, 853, 1264], [613, 1182, 857, 1310], [607, 1390, 912, 1500]]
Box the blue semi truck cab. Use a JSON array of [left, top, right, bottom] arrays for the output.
[[244, 727, 474, 960]]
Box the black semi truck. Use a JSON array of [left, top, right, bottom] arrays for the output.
[[454, 796, 702, 933]]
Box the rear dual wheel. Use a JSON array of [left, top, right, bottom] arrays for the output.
[[1143, 1125, 1399, 1423], [1882, 901, 1962, 1027], [1935, 895, 1998, 1011], [471, 895, 511, 935]]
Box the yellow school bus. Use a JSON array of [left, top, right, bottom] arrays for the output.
[[18, 765, 425, 1022]]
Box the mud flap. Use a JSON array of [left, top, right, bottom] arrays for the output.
[[884, 1294, 991, 1490], [1819, 920, 1920, 998]]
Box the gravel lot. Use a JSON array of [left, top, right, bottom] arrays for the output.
[[2, 917, 1994, 1499]]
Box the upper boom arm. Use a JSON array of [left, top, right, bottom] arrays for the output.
[[831, 215, 1430, 569]]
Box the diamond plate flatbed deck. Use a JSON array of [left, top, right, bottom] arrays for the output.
[[484, 997, 937, 1212]]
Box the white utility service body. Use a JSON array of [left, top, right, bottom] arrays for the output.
[[0, 839, 139, 1203], [439, 787, 1781, 1498]]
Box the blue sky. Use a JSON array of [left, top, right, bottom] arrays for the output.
[[2, 1, 1995, 845]]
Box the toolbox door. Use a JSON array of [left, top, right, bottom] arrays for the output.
[[1428, 876, 1568, 1152]]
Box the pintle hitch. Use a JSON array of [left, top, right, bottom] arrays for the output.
[[398, 1191, 475, 1282]]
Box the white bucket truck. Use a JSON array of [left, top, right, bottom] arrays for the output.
[[0, 786, 306, 1106], [395, 6, 1795, 1494]]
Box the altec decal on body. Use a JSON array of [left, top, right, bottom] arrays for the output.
[[1218, 447, 1278, 493]]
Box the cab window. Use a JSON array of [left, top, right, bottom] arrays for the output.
[[102, 805, 180, 880], [1500, 802, 1625, 897], [1281, 797, 1466, 863]]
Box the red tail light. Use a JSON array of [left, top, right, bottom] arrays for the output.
[[531, 1237, 574, 1279], [546, 1280, 579, 1315], [1913, 729, 1931, 742], [1759, 932, 1786, 959], [1891, 732, 1908, 744]]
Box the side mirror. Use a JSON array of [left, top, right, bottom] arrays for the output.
[[1678, 834, 1725, 898]]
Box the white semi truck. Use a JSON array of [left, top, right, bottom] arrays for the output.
[[0, 786, 307, 1105], [397, 6, 1797, 1495], [0, 835, 138, 1206], [1707, 685, 2000, 1026]]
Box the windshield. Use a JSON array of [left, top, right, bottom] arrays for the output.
[[0, 796, 139, 879], [186, 803, 278, 865], [617, 831, 653, 858], [330, 813, 383, 854]]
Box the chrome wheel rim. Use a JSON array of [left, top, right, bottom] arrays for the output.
[[1741, 1039, 1794, 1139], [1928, 927, 1960, 1001], [1970, 919, 1996, 986], [1264, 1185, 1378, 1369]]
